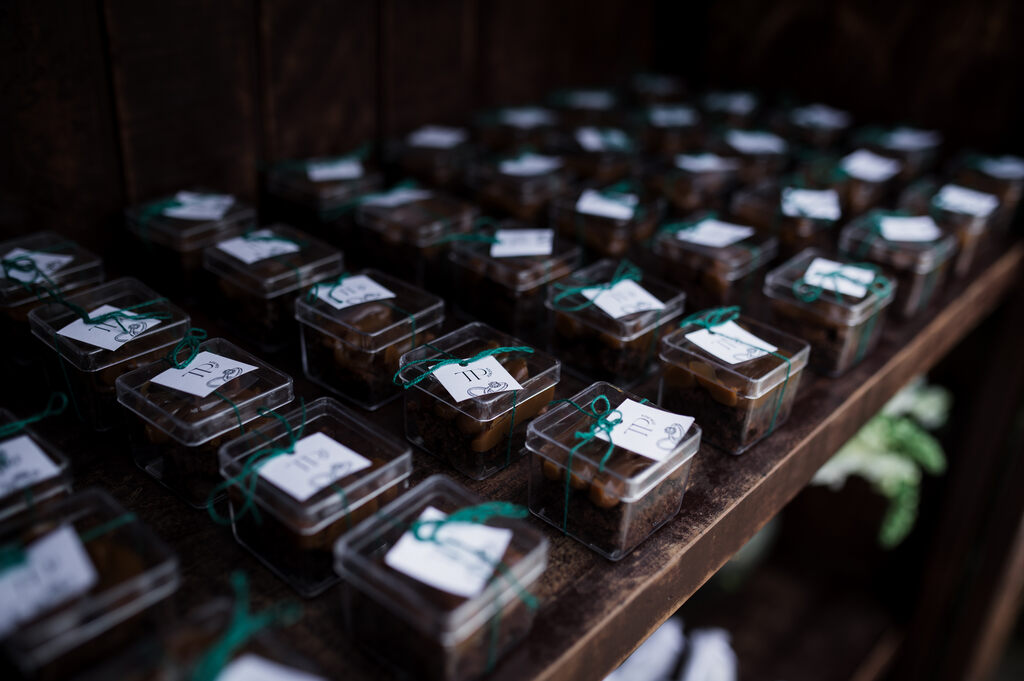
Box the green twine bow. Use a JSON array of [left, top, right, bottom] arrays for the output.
[[433, 216, 502, 245], [0, 393, 68, 439], [550, 259, 642, 312], [392, 346, 535, 390], [164, 327, 208, 369], [307, 274, 421, 351], [792, 262, 892, 304], [189, 572, 302, 681]]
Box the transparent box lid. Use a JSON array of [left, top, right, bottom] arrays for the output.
[[0, 488, 180, 673], [124, 191, 256, 253], [526, 381, 701, 503], [356, 191, 478, 248], [839, 210, 957, 274], [115, 337, 294, 447], [295, 269, 444, 353], [396, 321, 561, 423], [0, 232, 105, 309], [0, 407, 72, 523], [219, 397, 412, 536], [546, 259, 686, 342], [202, 224, 344, 299], [652, 217, 778, 281], [28, 277, 191, 372], [763, 248, 897, 326], [469, 154, 568, 202], [552, 183, 667, 233], [333, 474, 549, 646], [448, 220, 582, 293], [266, 154, 385, 210], [660, 316, 810, 400]]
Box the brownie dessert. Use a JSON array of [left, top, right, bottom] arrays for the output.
[[769, 296, 887, 377], [550, 309, 666, 384], [656, 163, 738, 215], [551, 186, 665, 259], [473, 158, 568, 223]]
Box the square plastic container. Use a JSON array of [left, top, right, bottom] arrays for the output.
[[397, 322, 561, 480], [527, 381, 701, 560], [218, 397, 412, 597], [561, 126, 636, 183], [550, 182, 666, 259], [355, 188, 478, 290], [764, 248, 896, 376], [832, 148, 904, 217], [638, 103, 703, 157], [857, 126, 941, 181], [657, 152, 741, 214], [702, 90, 759, 128], [296, 269, 445, 410], [116, 338, 294, 508], [547, 260, 686, 386], [651, 217, 778, 311], [396, 125, 476, 190], [470, 152, 569, 222], [203, 224, 344, 351], [729, 181, 839, 257], [720, 129, 789, 184], [548, 87, 620, 127], [953, 153, 1024, 219], [0, 407, 72, 524], [28, 278, 191, 431], [658, 316, 809, 454], [629, 73, 687, 105], [474, 106, 561, 152], [334, 475, 549, 681], [0, 488, 179, 680], [124, 190, 256, 293], [839, 211, 957, 318], [783, 102, 852, 148]]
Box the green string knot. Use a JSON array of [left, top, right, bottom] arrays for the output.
[[550, 259, 642, 312], [792, 262, 892, 303], [0, 393, 68, 439], [392, 346, 535, 390], [164, 327, 208, 369], [410, 502, 529, 543]]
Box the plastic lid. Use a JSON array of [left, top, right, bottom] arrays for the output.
[[0, 408, 71, 523], [295, 269, 444, 353], [219, 397, 412, 536], [526, 381, 701, 503], [448, 221, 581, 293], [333, 474, 549, 646], [0, 488, 179, 673], [356, 193, 478, 248], [124, 191, 256, 253], [652, 220, 778, 281], [202, 224, 343, 299], [28, 277, 191, 372], [115, 337, 294, 447], [266, 155, 385, 211], [545, 259, 686, 342], [554, 185, 666, 230], [397, 321, 561, 423], [839, 211, 957, 273], [0, 232, 105, 308], [763, 248, 897, 326], [660, 317, 810, 399]]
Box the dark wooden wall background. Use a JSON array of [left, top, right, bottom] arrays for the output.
[[3, 0, 1023, 254]]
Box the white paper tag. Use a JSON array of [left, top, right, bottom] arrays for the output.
[[675, 219, 754, 248], [882, 127, 941, 151], [163, 192, 235, 221], [841, 149, 901, 182], [933, 184, 999, 218], [0, 435, 60, 496], [674, 153, 740, 174], [384, 506, 513, 598], [725, 129, 787, 155], [595, 399, 694, 463], [978, 155, 1024, 180], [781, 187, 841, 220], [407, 125, 468, 149], [879, 215, 942, 242], [0, 525, 98, 638], [499, 153, 562, 177], [216, 655, 326, 681], [685, 320, 778, 365], [704, 91, 757, 116], [1, 248, 74, 283], [575, 188, 637, 220], [314, 274, 396, 311], [216, 229, 301, 265], [56, 304, 164, 352], [360, 187, 432, 208], [307, 158, 363, 182], [803, 257, 876, 298], [257, 432, 373, 503], [582, 279, 665, 319], [498, 107, 556, 129], [575, 127, 630, 152], [649, 104, 698, 128], [564, 89, 614, 110], [490, 229, 554, 258], [431, 355, 523, 403], [150, 350, 258, 398], [790, 103, 851, 130]]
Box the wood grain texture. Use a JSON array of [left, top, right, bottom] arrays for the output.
[[103, 0, 261, 202]]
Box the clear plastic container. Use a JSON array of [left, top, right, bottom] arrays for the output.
[[548, 87, 620, 127], [839, 211, 957, 318], [296, 269, 444, 410], [203, 225, 343, 351], [397, 322, 561, 480], [0, 407, 72, 524], [470, 152, 569, 222], [550, 182, 666, 259], [396, 125, 476, 190], [526, 381, 701, 560], [953, 153, 1024, 219], [334, 474, 549, 681], [638, 104, 703, 157], [702, 90, 759, 128], [448, 221, 581, 343], [116, 338, 294, 508], [782, 103, 852, 148], [657, 152, 741, 215], [355, 188, 478, 290], [857, 126, 941, 181], [764, 248, 896, 376], [547, 260, 686, 386], [832, 148, 904, 217], [124, 190, 256, 293], [218, 397, 412, 597], [474, 106, 561, 153], [629, 73, 687, 105], [730, 181, 841, 257], [651, 218, 778, 311], [0, 488, 179, 680], [28, 278, 191, 431], [658, 316, 809, 454], [720, 129, 789, 184], [561, 126, 636, 183]]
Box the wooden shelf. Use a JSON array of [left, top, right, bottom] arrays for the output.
[[52, 240, 1022, 681]]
